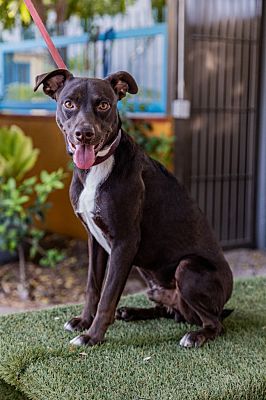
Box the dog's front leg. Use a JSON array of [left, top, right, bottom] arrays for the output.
[[64, 234, 108, 332], [70, 238, 138, 346]]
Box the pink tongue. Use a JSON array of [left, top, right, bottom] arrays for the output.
[[73, 144, 96, 169]]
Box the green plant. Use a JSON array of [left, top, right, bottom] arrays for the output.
[[120, 112, 174, 168], [0, 125, 66, 299], [151, 0, 166, 22], [0, 170, 66, 299], [0, 125, 39, 180], [0, 0, 135, 31]]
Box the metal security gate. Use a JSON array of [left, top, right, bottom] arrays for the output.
[[174, 0, 263, 248]]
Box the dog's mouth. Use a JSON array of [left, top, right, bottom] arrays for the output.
[[73, 144, 96, 170], [67, 139, 105, 170]]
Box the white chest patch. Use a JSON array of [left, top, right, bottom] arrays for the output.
[[77, 156, 114, 254]]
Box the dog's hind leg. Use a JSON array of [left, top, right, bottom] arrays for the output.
[[175, 256, 232, 348], [116, 268, 184, 322]]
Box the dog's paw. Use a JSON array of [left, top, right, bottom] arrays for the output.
[[70, 334, 102, 347], [64, 316, 91, 333], [179, 332, 207, 348], [116, 307, 135, 321]]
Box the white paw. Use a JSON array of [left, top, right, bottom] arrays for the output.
[[70, 335, 84, 346], [179, 333, 194, 348]]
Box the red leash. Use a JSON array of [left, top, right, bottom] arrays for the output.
[[23, 0, 67, 69]]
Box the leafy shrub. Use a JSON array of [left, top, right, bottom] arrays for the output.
[[0, 170, 66, 299], [121, 115, 174, 168], [0, 170, 65, 256], [0, 125, 39, 180]]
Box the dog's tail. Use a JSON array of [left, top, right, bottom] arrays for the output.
[[220, 308, 234, 320]]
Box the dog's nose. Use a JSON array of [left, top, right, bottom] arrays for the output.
[[75, 129, 95, 142]]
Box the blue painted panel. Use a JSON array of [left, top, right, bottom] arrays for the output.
[[0, 100, 164, 114], [0, 100, 56, 111]]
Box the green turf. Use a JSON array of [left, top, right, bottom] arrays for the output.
[[0, 277, 265, 400]]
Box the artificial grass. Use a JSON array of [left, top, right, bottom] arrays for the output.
[[0, 278, 265, 400]]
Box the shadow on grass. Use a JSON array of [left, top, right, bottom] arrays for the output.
[[0, 379, 28, 400]]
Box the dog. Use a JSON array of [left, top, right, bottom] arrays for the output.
[[34, 69, 233, 348]]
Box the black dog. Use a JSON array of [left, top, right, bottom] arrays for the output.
[[34, 69, 233, 348]]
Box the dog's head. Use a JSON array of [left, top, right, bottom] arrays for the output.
[[34, 69, 138, 169]]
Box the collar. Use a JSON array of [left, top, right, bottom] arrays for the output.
[[92, 129, 121, 167]]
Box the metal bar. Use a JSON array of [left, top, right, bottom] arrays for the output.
[[243, 11, 252, 242], [204, 1, 213, 224], [237, 18, 250, 241], [219, 17, 229, 241], [233, 11, 244, 242], [177, 0, 185, 99], [228, 5, 237, 241], [213, 17, 222, 236], [0, 24, 167, 53], [0, 35, 90, 53], [112, 24, 167, 39], [252, 0, 266, 245], [161, 24, 168, 114], [167, 0, 178, 114], [247, 1, 262, 244], [197, 0, 206, 213], [256, 0, 266, 248]]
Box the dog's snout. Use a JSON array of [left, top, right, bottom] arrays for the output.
[[75, 127, 95, 142]]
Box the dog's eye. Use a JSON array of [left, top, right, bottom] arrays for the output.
[[64, 100, 75, 109], [97, 102, 110, 111]]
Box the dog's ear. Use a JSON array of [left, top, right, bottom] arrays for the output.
[[105, 71, 138, 100], [34, 69, 73, 99]]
